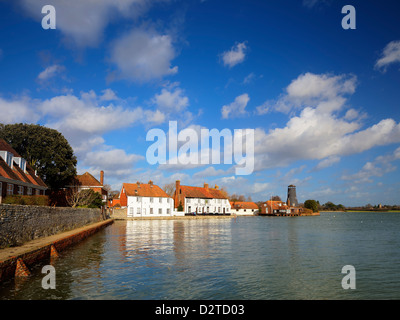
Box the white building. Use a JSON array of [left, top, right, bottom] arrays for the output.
[[230, 201, 259, 215], [173, 181, 231, 215], [120, 181, 178, 217]]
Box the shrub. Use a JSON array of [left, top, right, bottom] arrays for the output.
[[3, 195, 49, 206]]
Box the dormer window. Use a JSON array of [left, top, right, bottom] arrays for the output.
[[0, 151, 14, 168], [14, 157, 27, 173]]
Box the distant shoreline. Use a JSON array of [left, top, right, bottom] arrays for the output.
[[321, 210, 400, 213]]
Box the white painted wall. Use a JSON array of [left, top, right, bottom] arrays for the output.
[[185, 198, 231, 214], [231, 208, 259, 216], [127, 196, 175, 217]]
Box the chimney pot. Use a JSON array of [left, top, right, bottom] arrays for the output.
[[204, 183, 209, 189]]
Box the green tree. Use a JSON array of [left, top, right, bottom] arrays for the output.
[[304, 199, 319, 213], [0, 123, 77, 190]]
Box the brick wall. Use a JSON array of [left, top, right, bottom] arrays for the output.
[[0, 204, 106, 249]]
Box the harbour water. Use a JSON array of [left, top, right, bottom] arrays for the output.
[[1, 212, 399, 300]]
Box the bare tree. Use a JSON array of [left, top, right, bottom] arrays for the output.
[[163, 182, 176, 197]]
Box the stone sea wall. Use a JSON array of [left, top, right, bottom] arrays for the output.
[[0, 204, 106, 249]]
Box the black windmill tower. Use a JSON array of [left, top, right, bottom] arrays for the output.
[[287, 185, 298, 207]]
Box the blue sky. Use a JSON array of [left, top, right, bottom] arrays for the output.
[[1, 0, 400, 206]]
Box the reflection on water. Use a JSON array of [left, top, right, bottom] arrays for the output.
[[1, 213, 400, 300]]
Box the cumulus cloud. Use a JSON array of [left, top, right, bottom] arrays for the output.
[[256, 72, 356, 115], [110, 28, 178, 83], [221, 42, 247, 68], [375, 40, 400, 72], [40, 93, 143, 136], [18, 0, 167, 48], [252, 73, 400, 171], [83, 148, 144, 175], [221, 93, 250, 119], [0, 96, 40, 124], [152, 87, 189, 112]]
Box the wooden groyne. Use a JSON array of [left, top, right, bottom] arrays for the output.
[[0, 219, 113, 283]]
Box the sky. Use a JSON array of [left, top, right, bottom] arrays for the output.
[[1, 0, 400, 206]]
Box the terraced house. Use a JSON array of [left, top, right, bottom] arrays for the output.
[[119, 181, 176, 217], [173, 180, 231, 215], [0, 139, 47, 203]]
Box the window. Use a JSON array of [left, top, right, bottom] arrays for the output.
[[18, 186, 24, 195], [150, 197, 154, 203], [27, 187, 32, 195], [0, 182, 2, 201], [130, 207, 134, 215], [159, 197, 162, 203], [137, 208, 141, 214], [150, 208, 153, 214], [7, 184, 14, 195], [158, 208, 162, 214], [167, 208, 170, 215], [188, 206, 191, 212], [36, 189, 40, 195]]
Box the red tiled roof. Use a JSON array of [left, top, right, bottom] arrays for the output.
[[230, 201, 259, 210], [75, 172, 102, 187], [0, 139, 22, 157], [180, 185, 228, 199], [0, 139, 47, 189], [264, 200, 288, 210], [123, 182, 171, 198]]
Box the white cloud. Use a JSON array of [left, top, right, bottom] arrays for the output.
[[221, 42, 247, 68], [251, 182, 271, 194], [313, 156, 341, 171], [153, 87, 189, 112], [221, 93, 250, 119], [0, 96, 40, 124], [341, 147, 400, 183], [375, 40, 400, 72], [100, 89, 118, 101], [252, 73, 400, 171], [110, 28, 178, 83], [257, 72, 356, 115], [84, 148, 144, 173], [37, 64, 65, 81], [40, 93, 143, 135], [19, 0, 167, 48]]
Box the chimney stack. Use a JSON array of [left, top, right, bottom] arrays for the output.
[[215, 185, 219, 190], [149, 180, 153, 187], [204, 183, 209, 190], [100, 170, 104, 186]]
